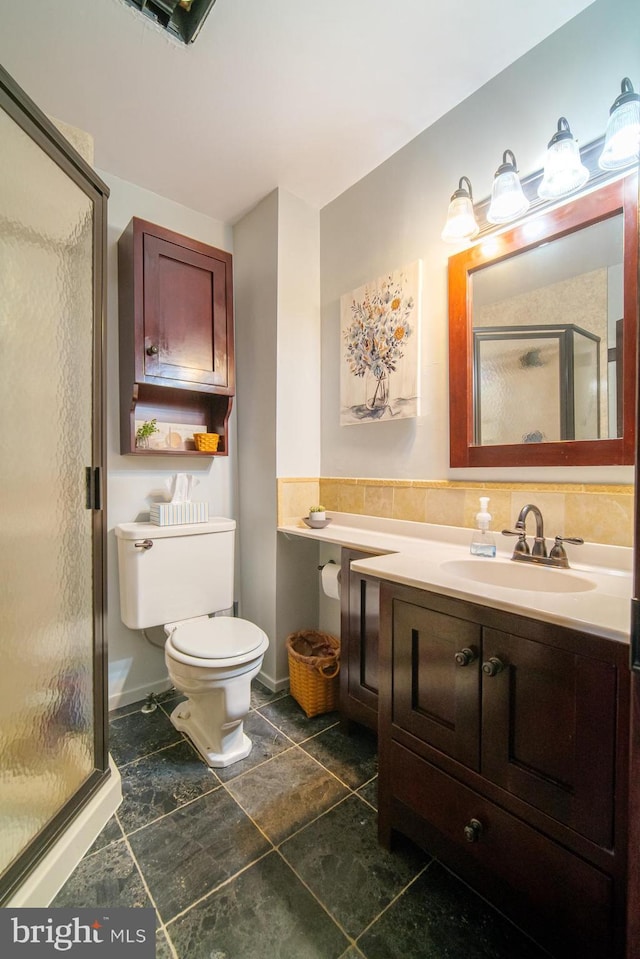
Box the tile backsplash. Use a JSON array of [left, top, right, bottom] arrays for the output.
[[278, 477, 634, 548]]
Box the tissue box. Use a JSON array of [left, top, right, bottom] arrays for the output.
[[149, 502, 209, 526]]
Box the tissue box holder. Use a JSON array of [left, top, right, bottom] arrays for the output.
[[150, 503, 209, 526]]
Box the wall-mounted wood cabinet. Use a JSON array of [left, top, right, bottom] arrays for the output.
[[378, 582, 629, 959], [118, 217, 234, 456]]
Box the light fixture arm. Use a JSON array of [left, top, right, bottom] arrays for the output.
[[495, 149, 518, 176], [458, 175, 473, 198], [548, 117, 574, 146], [449, 176, 474, 201], [610, 77, 639, 113]]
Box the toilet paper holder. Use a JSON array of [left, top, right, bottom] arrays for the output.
[[318, 560, 341, 600]]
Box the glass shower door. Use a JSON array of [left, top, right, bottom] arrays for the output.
[[0, 68, 108, 900]]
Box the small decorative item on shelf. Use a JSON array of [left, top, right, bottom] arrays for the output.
[[304, 505, 331, 529], [193, 432, 220, 453], [135, 418, 159, 450]]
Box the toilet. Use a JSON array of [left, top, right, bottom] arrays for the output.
[[115, 518, 269, 767]]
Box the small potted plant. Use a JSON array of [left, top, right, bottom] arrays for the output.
[[308, 504, 326, 524], [135, 418, 159, 450]]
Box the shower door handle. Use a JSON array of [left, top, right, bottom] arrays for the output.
[[85, 466, 102, 510]]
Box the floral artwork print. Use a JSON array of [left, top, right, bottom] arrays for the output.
[[340, 260, 421, 424]]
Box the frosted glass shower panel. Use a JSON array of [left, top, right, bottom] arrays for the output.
[[0, 108, 95, 877], [475, 334, 562, 445], [473, 325, 601, 446]]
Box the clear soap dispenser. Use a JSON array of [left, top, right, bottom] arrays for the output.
[[470, 497, 496, 557]]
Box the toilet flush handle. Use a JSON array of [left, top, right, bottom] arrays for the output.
[[134, 539, 154, 550]]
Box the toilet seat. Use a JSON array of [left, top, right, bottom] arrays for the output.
[[170, 617, 266, 660]]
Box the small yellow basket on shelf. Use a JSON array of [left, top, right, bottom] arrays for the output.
[[286, 629, 340, 718], [193, 432, 220, 453]]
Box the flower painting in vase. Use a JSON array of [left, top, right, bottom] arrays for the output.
[[365, 368, 389, 412], [340, 260, 421, 424]]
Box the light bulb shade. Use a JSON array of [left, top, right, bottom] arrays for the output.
[[441, 176, 479, 242], [487, 150, 529, 224], [599, 79, 640, 170], [538, 118, 589, 199]]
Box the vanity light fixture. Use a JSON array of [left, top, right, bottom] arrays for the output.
[[486, 149, 530, 224], [441, 176, 479, 242], [599, 77, 640, 170], [538, 117, 589, 199]]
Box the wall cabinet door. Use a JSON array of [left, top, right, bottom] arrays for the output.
[[392, 600, 481, 770], [481, 628, 617, 848], [143, 231, 233, 390]]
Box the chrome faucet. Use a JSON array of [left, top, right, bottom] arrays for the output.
[[502, 503, 584, 568]]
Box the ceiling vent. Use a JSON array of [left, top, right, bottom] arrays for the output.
[[123, 0, 217, 44]]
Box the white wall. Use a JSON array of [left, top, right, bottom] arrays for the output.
[[233, 190, 280, 685], [276, 189, 321, 477], [320, 0, 639, 485], [101, 171, 236, 709], [234, 189, 322, 689]]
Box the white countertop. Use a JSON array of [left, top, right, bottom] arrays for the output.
[[277, 512, 633, 644]]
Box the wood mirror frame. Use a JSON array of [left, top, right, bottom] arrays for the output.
[[448, 172, 638, 468]]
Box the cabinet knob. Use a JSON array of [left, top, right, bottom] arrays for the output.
[[482, 657, 505, 677], [146, 344, 159, 356], [464, 818, 483, 843], [454, 647, 476, 667]]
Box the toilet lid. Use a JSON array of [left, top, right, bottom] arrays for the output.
[[170, 617, 266, 660]]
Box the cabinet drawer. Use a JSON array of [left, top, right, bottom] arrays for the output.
[[390, 742, 614, 959]]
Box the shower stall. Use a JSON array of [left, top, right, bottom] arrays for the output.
[[0, 65, 119, 904]]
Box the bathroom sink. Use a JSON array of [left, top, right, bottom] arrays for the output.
[[440, 559, 596, 593]]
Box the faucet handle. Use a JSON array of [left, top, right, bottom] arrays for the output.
[[501, 529, 530, 554], [549, 536, 584, 565], [554, 536, 584, 546]]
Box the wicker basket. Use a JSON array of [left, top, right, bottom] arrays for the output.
[[286, 629, 340, 718], [193, 432, 220, 453]]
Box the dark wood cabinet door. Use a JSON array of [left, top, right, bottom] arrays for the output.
[[143, 232, 233, 390], [481, 628, 618, 847], [392, 600, 481, 770], [340, 548, 380, 730]]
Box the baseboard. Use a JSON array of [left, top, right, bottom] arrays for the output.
[[257, 668, 289, 693], [108, 677, 174, 713], [111, 668, 286, 708]]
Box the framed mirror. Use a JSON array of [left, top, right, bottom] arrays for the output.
[[448, 173, 638, 467]]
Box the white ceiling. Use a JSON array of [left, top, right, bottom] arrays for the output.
[[0, 0, 595, 224]]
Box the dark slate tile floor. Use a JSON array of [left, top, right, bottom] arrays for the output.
[[53, 684, 551, 958]]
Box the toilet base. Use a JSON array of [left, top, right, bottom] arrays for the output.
[[169, 699, 253, 768]]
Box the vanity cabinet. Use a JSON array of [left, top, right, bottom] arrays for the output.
[[118, 217, 234, 455], [339, 548, 381, 731], [378, 581, 629, 959]]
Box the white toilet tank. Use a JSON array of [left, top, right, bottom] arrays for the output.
[[115, 518, 236, 630]]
